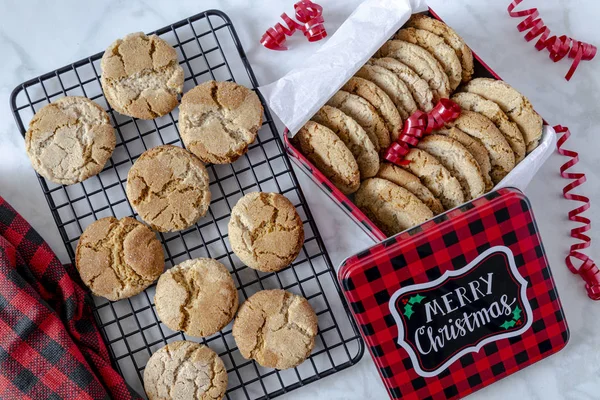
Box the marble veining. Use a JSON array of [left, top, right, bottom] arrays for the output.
[[0, 0, 598, 399]]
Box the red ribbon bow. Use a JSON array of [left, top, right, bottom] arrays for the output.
[[508, 0, 597, 81], [260, 1, 327, 51], [384, 99, 461, 166]]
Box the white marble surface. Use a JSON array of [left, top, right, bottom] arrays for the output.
[[1, 0, 599, 399]]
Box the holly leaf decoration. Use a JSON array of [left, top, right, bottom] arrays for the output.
[[409, 294, 426, 305], [403, 304, 414, 319], [512, 306, 522, 321], [500, 320, 516, 330]]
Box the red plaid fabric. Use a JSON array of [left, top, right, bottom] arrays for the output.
[[339, 189, 569, 399], [0, 196, 141, 400]]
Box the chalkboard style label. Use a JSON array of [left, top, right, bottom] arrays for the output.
[[389, 246, 533, 378]]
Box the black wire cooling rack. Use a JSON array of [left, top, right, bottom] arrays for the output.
[[10, 10, 364, 399]]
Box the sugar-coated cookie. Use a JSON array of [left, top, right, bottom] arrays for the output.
[[144, 341, 227, 400], [312, 106, 379, 179], [452, 92, 526, 163], [229, 192, 304, 272], [448, 110, 515, 183], [342, 77, 402, 140], [327, 90, 390, 151], [377, 163, 444, 215], [435, 127, 493, 191], [233, 290, 318, 370], [395, 27, 462, 91], [75, 217, 164, 301], [126, 145, 211, 232], [25, 96, 115, 185], [101, 32, 184, 119], [293, 121, 360, 194], [406, 14, 474, 83], [369, 57, 434, 112], [179, 80, 263, 164], [355, 64, 417, 119], [401, 148, 465, 210], [355, 178, 434, 236], [417, 134, 485, 199], [155, 258, 238, 337], [461, 78, 542, 152], [376, 40, 450, 102]]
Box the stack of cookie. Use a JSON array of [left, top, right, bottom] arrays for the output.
[[293, 13, 543, 237]]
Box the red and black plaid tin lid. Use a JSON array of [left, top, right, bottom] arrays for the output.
[[338, 188, 569, 399]]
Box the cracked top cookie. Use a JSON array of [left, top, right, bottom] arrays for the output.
[[355, 178, 434, 236], [143, 340, 227, 400], [233, 290, 318, 370], [25, 96, 115, 185], [100, 32, 184, 119], [228, 192, 304, 272], [460, 78, 543, 153], [292, 121, 360, 194], [179, 80, 263, 164], [154, 258, 238, 337], [75, 216, 164, 301], [126, 145, 211, 232]]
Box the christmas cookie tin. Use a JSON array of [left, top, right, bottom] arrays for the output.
[[283, 7, 556, 243], [338, 188, 568, 399]]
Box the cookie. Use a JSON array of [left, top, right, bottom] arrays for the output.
[[406, 14, 474, 83], [228, 192, 304, 272], [179, 80, 263, 164], [126, 145, 211, 232], [355, 178, 434, 236], [401, 148, 465, 210], [155, 258, 238, 337], [435, 127, 493, 191], [327, 90, 390, 151], [144, 341, 227, 400], [395, 27, 462, 91], [449, 110, 515, 183], [233, 290, 318, 370], [25, 96, 115, 185], [292, 121, 360, 194], [101, 32, 184, 119], [355, 65, 417, 120], [311, 106, 379, 179], [377, 163, 444, 215], [461, 78, 543, 152], [452, 92, 526, 163], [376, 40, 450, 102], [342, 77, 402, 141], [416, 135, 485, 199], [75, 217, 164, 301], [368, 57, 434, 112]]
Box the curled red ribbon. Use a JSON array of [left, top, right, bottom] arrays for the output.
[[554, 125, 600, 300], [508, 0, 597, 81], [384, 99, 461, 166], [260, 0, 327, 51]]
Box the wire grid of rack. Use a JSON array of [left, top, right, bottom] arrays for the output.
[[10, 10, 363, 399]]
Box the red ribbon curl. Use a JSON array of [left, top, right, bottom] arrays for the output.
[[260, 1, 327, 51], [508, 0, 597, 81], [384, 99, 461, 166], [554, 125, 599, 300]]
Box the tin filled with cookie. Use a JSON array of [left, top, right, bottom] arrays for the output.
[[276, 9, 553, 242]]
